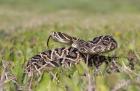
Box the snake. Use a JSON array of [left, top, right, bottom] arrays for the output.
[[25, 32, 118, 77]]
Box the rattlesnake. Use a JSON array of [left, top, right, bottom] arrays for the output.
[[25, 32, 118, 77], [25, 32, 117, 76]]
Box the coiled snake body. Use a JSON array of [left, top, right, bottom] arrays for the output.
[[25, 32, 118, 77]]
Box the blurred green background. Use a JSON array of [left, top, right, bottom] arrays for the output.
[[0, 0, 140, 31], [0, 0, 140, 91]]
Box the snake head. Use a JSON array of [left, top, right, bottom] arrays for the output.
[[91, 35, 118, 53], [101, 35, 117, 51]]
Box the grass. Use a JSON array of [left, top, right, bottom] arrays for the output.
[[0, 0, 140, 91]]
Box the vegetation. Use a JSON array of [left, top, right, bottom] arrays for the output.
[[0, 0, 140, 91]]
